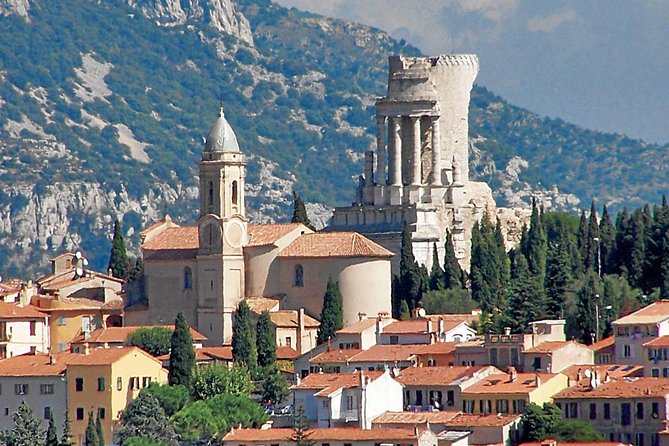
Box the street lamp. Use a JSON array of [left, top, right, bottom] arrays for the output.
[[594, 294, 612, 343], [592, 237, 601, 277]]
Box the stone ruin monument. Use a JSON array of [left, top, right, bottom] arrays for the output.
[[330, 55, 529, 272]]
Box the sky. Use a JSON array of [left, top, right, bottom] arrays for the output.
[[274, 0, 669, 144]]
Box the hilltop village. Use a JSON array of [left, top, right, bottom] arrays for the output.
[[2, 55, 669, 446]]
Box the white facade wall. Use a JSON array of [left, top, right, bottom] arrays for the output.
[[443, 324, 476, 342], [362, 372, 403, 429], [0, 375, 67, 432], [5, 319, 49, 357]]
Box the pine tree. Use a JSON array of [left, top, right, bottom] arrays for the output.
[[232, 300, 258, 367], [261, 364, 289, 406], [599, 205, 616, 275], [399, 299, 410, 320], [291, 191, 315, 231], [117, 393, 177, 446], [11, 401, 45, 446], [95, 414, 104, 446], [60, 411, 73, 446], [316, 278, 344, 345], [256, 310, 276, 368], [292, 406, 316, 446], [428, 243, 445, 290], [108, 220, 129, 279], [168, 313, 195, 387], [46, 412, 58, 446], [443, 229, 465, 289], [84, 412, 98, 446]]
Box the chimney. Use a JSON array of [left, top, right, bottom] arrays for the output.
[[426, 318, 433, 334], [576, 368, 582, 381], [360, 370, 366, 388], [82, 342, 90, 356], [327, 336, 331, 352], [295, 373, 301, 386], [358, 312, 367, 321], [604, 372, 611, 383], [504, 327, 511, 336], [438, 317, 444, 335], [534, 374, 541, 387], [297, 308, 305, 354], [49, 354, 56, 365], [508, 366, 517, 382], [413, 426, 419, 437], [376, 316, 383, 336]]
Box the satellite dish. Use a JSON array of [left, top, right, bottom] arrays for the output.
[[584, 369, 592, 378], [75, 251, 82, 259], [75, 268, 84, 277], [82, 259, 89, 267], [418, 308, 427, 318]]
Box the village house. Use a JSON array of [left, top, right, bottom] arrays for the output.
[[611, 301, 669, 366], [335, 314, 396, 350], [521, 341, 593, 373], [69, 325, 207, 352], [592, 336, 616, 364], [0, 301, 49, 358], [223, 427, 439, 446], [377, 315, 476, 345], [292, 370, 403, 429]]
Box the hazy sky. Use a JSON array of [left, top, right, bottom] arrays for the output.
[[275, 0, 669, 144]]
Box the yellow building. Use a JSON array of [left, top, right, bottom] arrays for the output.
[[66, 346, 167, 446], [460, 369, 568, 415]]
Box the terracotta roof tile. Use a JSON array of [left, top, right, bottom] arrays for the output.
[[613, 300, 669, 325], [66, 346, 160, 366], [0, 302, 47, 319], [643, 336, 669, 347], [383, 319, 467, 335], [590, 336, 615, 351], [269, 310, 320, 328], [198, 346, 233, 361], [373, 411, 461, 425], [396, 366, 488, 386], [462, 373, 560, 395], [292, 371, 385, 397], [246, 296, 281, 313], [71, 325, 208, 344], [0, 353, 70, 376], [223, 427, 423, 442], [413, 342, 460, 356], [309, 348, 364, 364], [347, 344, 419, 363], [337, 318, 381, 334], [560, 364, 643, 384], [446, 413, 522, 427], [555, 377, 669, 399], [247, 223, 307, 247], [523, 341, 574, 354], [277, 346, 299, 360], [278, 232, 394, 258]]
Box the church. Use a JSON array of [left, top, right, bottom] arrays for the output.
[[125, 107, 393, 346]]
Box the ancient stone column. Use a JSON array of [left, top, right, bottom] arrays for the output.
[[389, 116, 402, 186], [410, 116, 421, 186], [430, 117, 442, 187], [375, 115, 386, 185]]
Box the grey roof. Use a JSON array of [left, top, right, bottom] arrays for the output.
[[437, 431, 471, 441], [204, 107, 240, 153]]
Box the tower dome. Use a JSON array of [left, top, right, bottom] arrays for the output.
[[204, 106, 240, 153]]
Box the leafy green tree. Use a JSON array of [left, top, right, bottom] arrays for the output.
[[108, 220, 129, 279], [140, 383, 189, 417], [95, 414, 104, 446], [232, 300, 257, 368], [129, 327, 172, 357], [60, 411, 72, 446], [292, 406, 315, 446], [120, 438, 166, 446], [261, 364, 289, 406], [662, 230, 669, 298], [399, 300, 410, 320], [84, 413, 98, 446], [11, 402, 45, 446], [555, 420, 605, 441], [190, 365, 253, 401], [520, 403, 562, 442], [45, 412, 58, 446], [256, 311, 276, 368], [428, 243, 445, 290], [422, 288, 477, 314], [291, 191, 314, 230], [316, 277, 344, 345], [117, 393, 176, 446], [576, 270, 603, 344], [168, 313, 195, 387]]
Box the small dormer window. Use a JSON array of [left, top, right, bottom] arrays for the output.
[[294, 264, 304, 287]]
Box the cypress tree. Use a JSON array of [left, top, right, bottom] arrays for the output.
[[524, 198, 548, 283], [545, 222, 573, 319], [46, 412, 58, 446], [575, 270, 602, 344], [615, 208, 631, 276], [628, 210, 647, 288], [108, 220, 129, 279], [291, 191, 315, 231], [586, 201, 600, 274], [398, 222, 423, 307], [399, 300, 411, 320], [60, 411, 72, 446], [660, 230, 669, 298], [95, 414, 104, 446], [443, 229, 465, 289], [84, 412, 98, 446], [316, 278, 344, 345], [256, 310, 277, 368], [599, 205, 616, 275], [428, 243, 445, 290], [168, 313, 195, 387], [391, 275, 401, 319], [506, 253, 547, 333], [127, 258, 144, 283], [232, 300, 257, 368], [577, 210, 589, 274]]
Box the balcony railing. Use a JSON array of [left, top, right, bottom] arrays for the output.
[[341, 409, 359, 421]]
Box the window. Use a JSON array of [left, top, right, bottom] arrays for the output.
[[427, 358, 436, 366], [117, 377, 122, 391], [14, 384, 28, 395], [621, 402, 631, 425], [98, 377, 105, 392], [43, 407, 51, 420], [653, 434, 660, 446], [184, 267, 193, 290], [232, 181, 238, 206], [604, 402, 611, 419], [652, 368, 660, 377], [463, 400, 474, 414], [490, 348, 498, 364], [294, 264, 304, 287], [480, 400, 491, 415], [513, 399, 526, 414], [429, 390, 442, 408], [636, 433, 645, 446], [57, 316, 66, 326], [76, 408, 84, 420], [142, 377, 151, 388], [208, 181, 214, 206], [652, 402, 659, 418], [4, 408, 8, 416], [82, 316, 91, 333], [129, 377, 140, 390], [511, 348, 520, 366], [322, 400, 328, 408], [447, 390, 454, 407], [532, 356, 542, 371], [75, 378, 83, 392], [286, 337, 292, 348], [29, 321, 36, 336], [415, 390, 423, 406], [566, 402, 578, 419], [664, 368, 669, 378], [623, 344, 633, 357], [496, 399, 509, 413], [40, 384, 54, 395], [637, 402, 644, 419], [98, 407, 105, 420], [390, 336, 399, 345], [589, 403, 597, 419], [346, 395, 354, 411]]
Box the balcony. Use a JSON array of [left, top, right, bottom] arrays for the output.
[[486, 334, 521, 344], [341, 409, 359, 422]]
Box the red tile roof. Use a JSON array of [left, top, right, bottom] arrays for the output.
[[561, 364, 643, 383], [373, 411, 461, 425], [337, 318, 385, 334], [0, 302, 47, 319], [523, 341, 574, 354], [269, 310, 320, 328], [555, 377, 669, 399], [247, 223, 306, 247], [0, 353, 70, 376], [292, 371, 385, 397], [142, 226, 199, 250], [246, 296, 281, 313], [66, 346, 161, 366], [309, 348, 364, 364], [463, 373, 559, 395], [446, 413, 522, 427], [395, 366, 487, 386], [382, 319, 467, 335], [413, 342, 459, 356], [643, 336, 669, 347], [347, 344, 419, 363], [613, 300, 669, 325], [70, 325, 208, 344], [277, 346, 299, 360], [590, 336, 615, 351], [223, 427, 425, 442], [278, 232, 394, 258]]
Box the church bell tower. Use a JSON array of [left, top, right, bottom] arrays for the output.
[[196, 105, 247, 345]]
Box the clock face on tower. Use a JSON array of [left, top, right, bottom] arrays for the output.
[[200, 222, 222, 250]]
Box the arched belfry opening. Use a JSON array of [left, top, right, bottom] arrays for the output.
[[232, 180, 238, 209]]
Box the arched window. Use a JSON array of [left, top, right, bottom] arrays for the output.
[[184, 267, 193, 290], [294, 264, 304, 287], [208, 181, 214, 206], [232, 180, 238, 206]]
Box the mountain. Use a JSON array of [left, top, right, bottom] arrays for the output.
[[0, 0, 667, 277]]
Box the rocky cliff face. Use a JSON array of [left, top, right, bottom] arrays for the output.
[[0, 0, 29, 20]]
